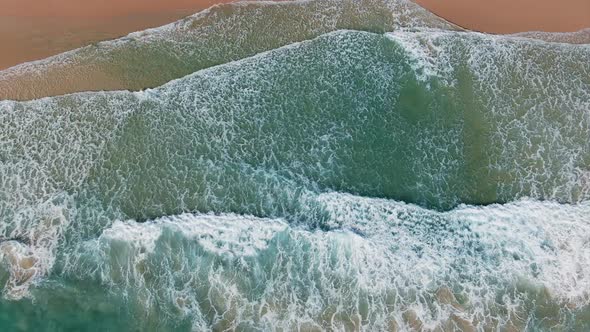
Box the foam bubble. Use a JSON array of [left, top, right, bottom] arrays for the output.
[[0, 27, 588, 329], [54, 194, 590, 330], [102, 213, 287, 258]]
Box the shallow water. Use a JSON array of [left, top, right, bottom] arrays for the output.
[[0, 0, 457, 101], [0, 0, 589, 331]]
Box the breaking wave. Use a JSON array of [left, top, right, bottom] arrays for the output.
[[0, 2, 588, 331]]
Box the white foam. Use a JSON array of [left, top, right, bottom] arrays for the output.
[[385, 29, 590, 203], [61, 194, 590, 329], [510, 28, 590, 45], [102, 213, 287, 258], [0, 197, 71, 299], [0, 92, 139, 298], [0, 24, 588, 331], [386, 29, 457, 84], [0, 0, 457, 101]]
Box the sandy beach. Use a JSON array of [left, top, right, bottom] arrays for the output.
[[0, 0, 233, 70], [414, 0, 590, 34], [1, 0, 590, 70], [1, 0, 590, 329], [1, 0, 589, 101]]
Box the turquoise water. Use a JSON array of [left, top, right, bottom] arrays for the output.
[[1, 1, 590, 331]]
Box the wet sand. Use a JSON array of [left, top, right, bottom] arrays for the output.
[[1, 0, 589, 101], [414, 0, 590, 34], [2, 0, 589, 70], [0, 0, 233, 70]]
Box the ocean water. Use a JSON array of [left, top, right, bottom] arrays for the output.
[[1, 0, 589, 331], [0, 0, 458, 101]]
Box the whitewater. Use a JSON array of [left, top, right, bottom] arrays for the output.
[[0, 0, 589, 331]]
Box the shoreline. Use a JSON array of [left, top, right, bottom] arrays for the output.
[[2, 0, 590, 70], [411, 1, 590, 44], [414, 0, 590, 34], [0, 0, 234, 70]]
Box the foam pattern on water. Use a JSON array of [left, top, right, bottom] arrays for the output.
[[0, 93, 137, 297], [511, 28, 590, 45], [83, 30, 588, 213], [386, 30, 590, 202], [52, 195, 590, 330], [0, 29, 589, 329], [0, 0, 458, 100]]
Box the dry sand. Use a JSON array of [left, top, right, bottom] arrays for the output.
[[0, 0, 233, 70], [414, 0, 590, 34], [1, 0, 229, 17], [1, 0, 589, 71]]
